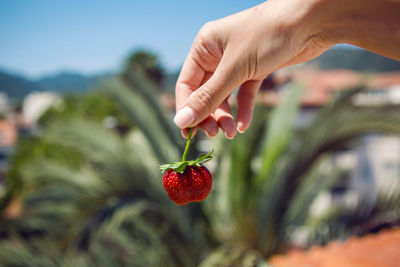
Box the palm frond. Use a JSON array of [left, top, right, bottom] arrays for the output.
[[120, 70, 182, 149], [258, 90, 400, 254], [254, 84, 304, 188], [0, 238, 63, 267], [199, 244, 269, 267], [102, 78, 181, 162], [283, 158, 346, 228], [305, 187, 400, 247]]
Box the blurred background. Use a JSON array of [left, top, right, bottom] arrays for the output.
[[1, 0, 400, 266]]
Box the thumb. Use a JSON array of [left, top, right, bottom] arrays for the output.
[[174, 61, 242, 129]]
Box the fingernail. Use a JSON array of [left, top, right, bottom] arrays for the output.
[[174, 106, 195, 129], [224, 130, 234, 140], [237, 122, 245, 133], [181, 131, 188, 139]]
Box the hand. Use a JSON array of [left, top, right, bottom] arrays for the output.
[[174, 0, 331, 138], [174, 0, 400, 139]]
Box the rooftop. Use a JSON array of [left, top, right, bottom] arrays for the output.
[[270, 227, 400, 267], [258, 70, 400, 107], [0, 120, 17, 148]]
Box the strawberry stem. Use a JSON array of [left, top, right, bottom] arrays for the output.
[[181, 128, 193, 162], [160, 128, 213, 174]]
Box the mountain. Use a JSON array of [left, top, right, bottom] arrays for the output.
[[1, 48, 399, 101], [0, 71, 44, 99], [309, 47, 400, 72], [163, 48, 400, 93], [36, 72, 99, 94], [0, 70, 112, 101]]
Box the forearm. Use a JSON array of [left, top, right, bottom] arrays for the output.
[[174, 0, 400, 135], [310, 0, 400, 60]]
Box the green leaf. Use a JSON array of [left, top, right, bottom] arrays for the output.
[[103, 78, 180, 162], [160, 150, 213, 173], [254, 83, 304, 188]]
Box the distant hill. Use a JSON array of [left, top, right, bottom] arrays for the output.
[[309, 48, 400, 72], [36, 72, 98, 94], [164, 48, 400, 93], [1, 48, 399, 101], [0, 71, 44, 99], [0, 70, 111, 101]]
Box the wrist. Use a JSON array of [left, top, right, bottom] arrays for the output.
[[293, 0, 339, 48], [261, 0, 336, 49], [304, 0, 400, 59], [304, 0, 365, 46]]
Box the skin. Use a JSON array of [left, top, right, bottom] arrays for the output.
[[175, 0, 400, 139]]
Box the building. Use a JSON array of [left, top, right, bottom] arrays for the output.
[[0, 120, 17, 182], [23, 91, 59, 126], [258, 69, 400, 240]]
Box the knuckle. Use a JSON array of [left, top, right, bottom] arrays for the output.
[[198, 21, 215, 39], [192, 85, 215, 109]]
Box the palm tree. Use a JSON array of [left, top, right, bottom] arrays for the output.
[[200, 86, 400, 265], [1, 70, 400, 266], [122, 49, 164, 91], [0, 73, 208, 266]]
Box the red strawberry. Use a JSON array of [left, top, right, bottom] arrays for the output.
[[160, 128, 214, 205], [163, 165, 212, 205]]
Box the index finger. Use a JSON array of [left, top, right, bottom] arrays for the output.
[[175, 53, 206, 111]]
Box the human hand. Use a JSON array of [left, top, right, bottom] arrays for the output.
[[174, 0, 332, 139]]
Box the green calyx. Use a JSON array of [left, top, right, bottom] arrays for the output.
[[160, 149, 213, 173], [160, 128, 213, 174]]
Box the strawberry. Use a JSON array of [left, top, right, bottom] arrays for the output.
[[163, 165, 212, 205], [160, 128, 213, 205]]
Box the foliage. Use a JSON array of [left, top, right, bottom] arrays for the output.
[[201, 87, 400, 265], [122, 49, 164, 91], [2, 89, 133, 210], [1, 136, 84, 211], [1, 50, 400, 266], [1, 69, 205, 266], [305, 186, 400, 246], [39, 90, 132, 130]]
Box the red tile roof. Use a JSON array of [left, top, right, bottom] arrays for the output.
[[0, 120, 17, 147], [258, 70, 400, 107], [270, 228, 400, 267]]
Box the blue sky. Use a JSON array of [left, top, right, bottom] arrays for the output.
[[0, 0, 264, 78]]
